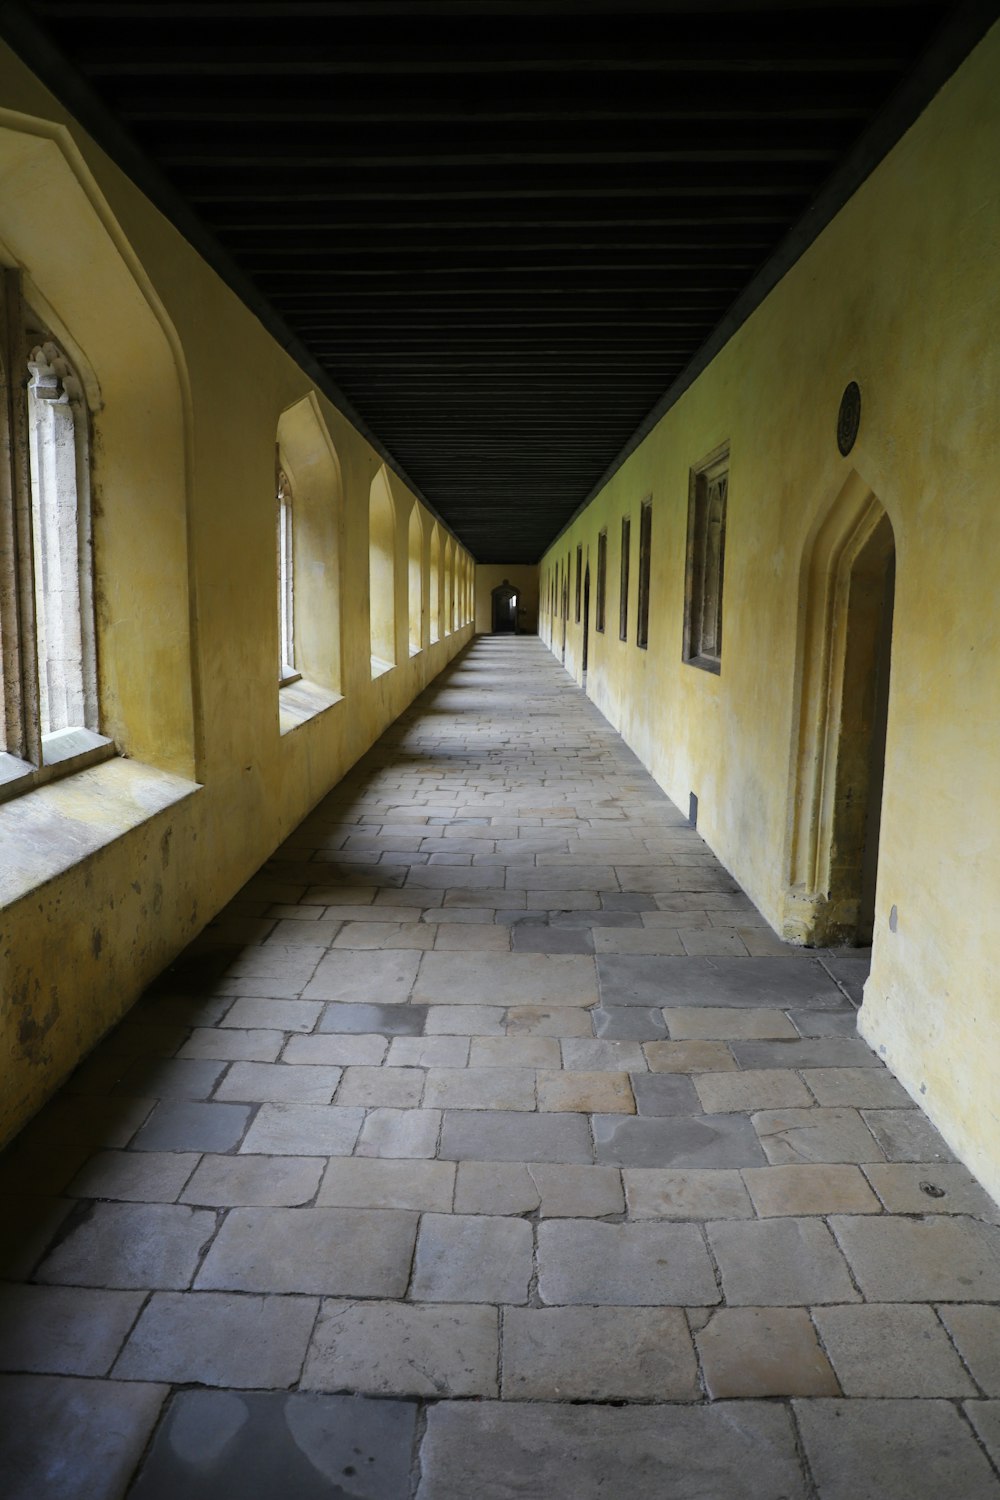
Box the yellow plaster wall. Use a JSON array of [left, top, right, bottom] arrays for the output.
[[0, 52, 474, 1145], [540, 24, 1000, 1200], [475, 564, 539, 634]]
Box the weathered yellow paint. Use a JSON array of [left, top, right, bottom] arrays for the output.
[[541, 23, 1000, 1200], [0, 52, 474, 1145], [475, 565, 539, 635]]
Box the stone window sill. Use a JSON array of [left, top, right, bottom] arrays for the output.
[[370, 655, 395, 681], [0, 728, 116, 808], [0, 756, 201, 910], [279, 678, 344, 736]]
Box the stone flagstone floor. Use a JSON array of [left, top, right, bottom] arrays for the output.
[[2, 635, 1000, 1499]]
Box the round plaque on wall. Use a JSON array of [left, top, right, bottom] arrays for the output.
[[837, 381, 862, 456]]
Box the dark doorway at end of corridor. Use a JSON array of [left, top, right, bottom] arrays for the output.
[[491, 580, 519, 633]]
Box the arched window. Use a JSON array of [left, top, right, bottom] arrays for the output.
[[443, 537, 454, 636], [429, 523, 441, 644], [369, 465, 396, 673], [276, 462, 296, 684], [275, 393, 343, 729], [2, 283, 102, 784], [408, 505, 423, 655]]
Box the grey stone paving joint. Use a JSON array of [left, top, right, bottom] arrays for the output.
[[1, 637, 998, 1500]]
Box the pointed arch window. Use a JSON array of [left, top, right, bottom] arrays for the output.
[[276, 463, 298, 685], [684, 445, 729, 673], [2, 271, 109, 796]]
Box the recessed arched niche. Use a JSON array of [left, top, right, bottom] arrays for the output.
[[0, 114, 194, 776], [275, 391, 343, 697]]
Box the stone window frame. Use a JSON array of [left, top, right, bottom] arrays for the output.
[[636, 495, 652, 650], [276, 459, 299, 687], [595, 528, 608, 633], [619, 513, 631, 642], [683, 442, 729, 674], [0, 269, 112, 803]]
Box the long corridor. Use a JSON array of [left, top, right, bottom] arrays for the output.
[[2, 635, 999, 1499]]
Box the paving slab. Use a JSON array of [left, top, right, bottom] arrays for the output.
[[318, 1157, 455, 1211], [708, 1217, 860, 1305], [863, 1162, 1000, 1218], [411, 1214, 533, 1303], [112, 1057, 226, 1100], [562, 1038, 647, 1071], [0, 1373, 167, 1500], [424, 1004, 506, 1035], [965, 1402, 1000, 1469], [303, 1299, 498, 1397], [180, 1154, 323, 1207], [812, 1303, 976, 1396], [131, 1099, 252, 1153], [216, 1061, 343, 1105], [507, 1005, 593, 1037], [414, 952, 598, 1006], [598, 954, 845, 1008], [469, 1035, 562, 1068], [537, 1219, 719, 1305], [318, 1002, 427, 1035], [355, 1108, 442, 1159], [537, 1070, 635, 1113], [0, 1284, 145, 1376], [386, 1035, 470, 1067], [66, 1149, 199, 1204], [220, 998, 324, 1029], [593, 1112, 766, 1168], [624, 1167, 753, 1220], [644, 1039, 737, 1072], [664, 1007, 798, 1040], [591, 1005, 669, 1040], [794, 1398, 1000, 1500], [630, 1071, 703, 1115], [439, 1109, 593, 1164], [129, 1388, 417, 1500], [283, 1032, 388, 1065], [752, 1106, 884, 1164], [337, 1066, 426, 1108], [178, 1027, 285, 1062], [730, 1038, 882, 1070], [196, 1206, 418, 1296], [114, 1291, 317, 1387], [36, 1202, 216, 1290], [695, 1069, 812, 1113], [303, 949, 421, 1003], [416, 1399, 807, 1500], [937, 1305, 1000, 1393], [240, 1103, 364, 1156], [861, 1109, 958, 1162], [424, 1067, 536, 1111], [695, 1306, 839, 1397], [743, 1163, 881, 1216], [830, 1214, 1000, 1301], [503, 1305, 699, 1401]]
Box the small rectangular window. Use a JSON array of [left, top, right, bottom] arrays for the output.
[[575, 545, 582, 622], [684, 445, 729, 673], [619, 515, 631, 641], [596, 529, 607, 633], [636, 498, 652, 649]]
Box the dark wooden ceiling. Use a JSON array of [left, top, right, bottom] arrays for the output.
[[3, 1, 986, 561]]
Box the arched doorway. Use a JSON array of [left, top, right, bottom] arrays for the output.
[[784, 477, 895, 947], [491, 579, 518, 633]]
